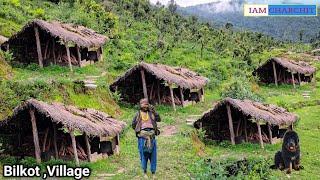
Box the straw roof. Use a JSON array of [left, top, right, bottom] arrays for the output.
[[110, 62, 208, 89], [5, 19, 107, 48], [197, 98, 298, 126], [0, 99, 126, 137], [267, 58, 315, 74], [0, 35, 8, 45]]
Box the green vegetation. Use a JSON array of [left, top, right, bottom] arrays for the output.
[[0, 0, 320, 179]]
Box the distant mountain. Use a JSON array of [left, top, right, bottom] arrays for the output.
[[178, 0, 320, 42]]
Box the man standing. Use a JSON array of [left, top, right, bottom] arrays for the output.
[[132, 98, 161, 178]]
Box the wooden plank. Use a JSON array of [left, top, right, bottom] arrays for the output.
[[42, 127, 49, 152], [140, 69, 148, 100], [84, 133, 91, 162], [257, 122, 264, 149], [272, 61, 278, 86], [65, 43, 73, 71], [169, 84, 176, 111], [76, 45, 82, 67], [179, 87, 184, 107], [34, 26, 43, 68], [70, 130, 79, 166], [226, 104, 235, 145], [268, 123, 273, 144], [29, 109, 41, 163], [291, 72, 296, 89], [52, 123, 58, 159]]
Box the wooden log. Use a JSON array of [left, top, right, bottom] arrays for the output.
[[115, 134, 120, 155], [65, 43, 73, 71], [42, 127, 49, 152], [268, 123, 273, 144], [201, 88, 205, 102], [76, 45, 82, 67], [157, 80, 161, 104], [244, 119, 248, 142], [169, 84, 176, 111], [179, 87, 184, 107], [84, 133, 91, 162], [226, 104, 235, 145], [52, 123, 58, 158], [34, 26, 43, 68], [70, 130, 79, 166], [52, 39, 56, 65], [298, 73, 301, 85], [140, 69, 148, 100], [44, 40, 49, 59], [272, 61, 278, 86], [100, 47, 103, 61], [29, 109, 41, 163], [291, 72, 296, 89], [236, 118, 241, 136], [256, 122, 264, 149]]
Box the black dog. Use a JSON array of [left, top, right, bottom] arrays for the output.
[[271, 131, 302, 174]]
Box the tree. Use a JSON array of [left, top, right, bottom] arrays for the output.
[[197, 25, 211, 58]]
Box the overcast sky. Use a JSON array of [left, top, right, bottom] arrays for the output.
[[149, 0, 318, 7]]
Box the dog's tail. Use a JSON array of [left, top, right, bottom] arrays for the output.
[[270, 165, 277, 169]]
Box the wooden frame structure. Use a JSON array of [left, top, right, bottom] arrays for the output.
[[194, 98, 298, 148], [110, 62, 208, 111], [1, 19, 107, 70], [0, 99, 126, 165], [254, 57, 316, 88]]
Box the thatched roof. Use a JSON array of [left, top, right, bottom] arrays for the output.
[[197, 98, 298, 126], [110, 62, 208, 89], [4, 19, 107, 48], [0, 99, 126, 137], [0, 35, 8, 45], [264, 58, 316, 74]]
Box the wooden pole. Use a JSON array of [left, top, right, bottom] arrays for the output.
[[169, 84, 176, 111], [298, 73, 301, 85], [65, 43, 73, 71], [179, 87, 184, 107], [201, 88, 205, 102], [268, 123, 273, 144], [244, 119, 248, 142], [34, 26, 43, 68], [42, 127, 49, 152], [52, 39, 56, 65], [70, 130, 79, 166], [291, 72, 296, 89], [84, 133, 91, 162], [29, 109, 41, 163], [52, 123, 58, 159], [256, 122, 264, 149], [100, 47, 104, 61], [140, 69, 148, 100], [76, 45, 82, 67], [157, 80, 161, 104], [115, 134, 120, 155], [226, 104, 235, 145], [272, 61, 278, 86]]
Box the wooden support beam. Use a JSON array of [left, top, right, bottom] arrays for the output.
[[65, 42, 73, 71], [226, 104, 235, 145], [272, 61, 278, 86], [298, 73, 301, 85], [201, 88, 205, 102], [76, 45, 82, 67], [42, 127, 49, 152], [157, 80, 161, 104], [44, 40, 49, 59], [29, 109, 41, 163], [70, 130, 79, 166], [169, 84, 176, 111], [268, 123, 273, 144], [140, 69, 148, 100], [179, 87, 184, 107], [244, 119, 248, 142], [291, 72, 296, 89], [52, 123, 58, 159], [84, 133, 91, 162], [52, 39, 56, 65], [256, 122, 264, 149], [34, 26, 43, 68], [100, 47, 104, 61], [115, 134, 120, 155]]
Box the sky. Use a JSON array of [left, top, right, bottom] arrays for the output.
[[149, 0, 319, 7]]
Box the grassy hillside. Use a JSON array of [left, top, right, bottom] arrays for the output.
[[0, 0, 320, 179]]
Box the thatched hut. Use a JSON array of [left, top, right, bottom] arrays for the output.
[[194, 98, 298, 148], [254, 57, 316, 88], [1, 19, 107, 70], [0, 99, 126, 165], [110, 62, 208, 111]]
